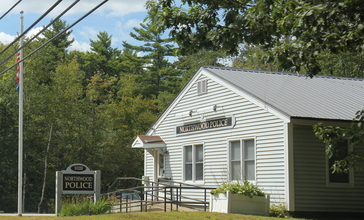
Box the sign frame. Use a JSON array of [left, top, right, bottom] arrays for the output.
[[55, 164, 101, 214]]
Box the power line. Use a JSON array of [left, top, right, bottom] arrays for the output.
[[0, 0, 22, 20], [0, 0, 81, 68], [0, 0, 109, 76], [0, 0, 63, 57]]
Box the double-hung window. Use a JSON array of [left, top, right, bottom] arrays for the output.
[[197, 80, 207, 95], [184, 144, 204, 182], [229, 139, 255, 181]]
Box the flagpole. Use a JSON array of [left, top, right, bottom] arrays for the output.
[[18, 10, 24, 216]]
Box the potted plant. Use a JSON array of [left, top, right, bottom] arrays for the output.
[[209, 181, 270, 216]]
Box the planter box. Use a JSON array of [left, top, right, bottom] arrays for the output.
[[209, 191, 270, 216]]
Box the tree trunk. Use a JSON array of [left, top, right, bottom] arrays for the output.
[[38, 124, 53, 213]]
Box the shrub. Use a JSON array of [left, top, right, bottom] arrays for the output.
[[58, 198, 111, 216], [89, 198, 111, 215], [269, 204, 290, 218], [210, 181, 265, 198]]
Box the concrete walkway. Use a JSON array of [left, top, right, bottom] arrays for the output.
[[111, 200, 201, 213], [0, 213, 56, 217]]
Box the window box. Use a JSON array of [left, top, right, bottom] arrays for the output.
[[209, 182, 270, 216], [210, 191, 270, 216]]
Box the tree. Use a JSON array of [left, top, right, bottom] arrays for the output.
[[0, 43, 19, 212], [146, 0, 364, 76], [314, 110, 364, 173], [36, 19, 74, 76], [70, 32, 120, 79], [123, 8, 182, 108], [233, 45, 364, 77], [232, 45, 280, 72], [97, 74, 159, 190], [1, 23, 166, 212], [88, 32, 121, 76], [42, 19, 74, 57], [23, 57, 93, 212], [174, 50, 228, 84], [316, 50, 364, 78]]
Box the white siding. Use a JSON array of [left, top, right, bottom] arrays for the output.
[[144, 149, 154, 178], [145, 73, 287, 204], [293, 124, 364, 212]]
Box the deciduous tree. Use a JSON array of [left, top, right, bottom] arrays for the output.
[[314, 111, 364, 173], [147, 0, 364, 76]]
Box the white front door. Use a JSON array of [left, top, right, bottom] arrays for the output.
[[153, 149, 165, 182]]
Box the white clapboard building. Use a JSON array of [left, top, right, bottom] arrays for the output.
[[132, 66, 364, 213]]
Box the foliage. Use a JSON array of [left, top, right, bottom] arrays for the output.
[[71, 32, 124, 80], [316, 50, 364, 78], [210, 181, 265, 198], [314, 110, 364, 173], [42, 19, 74, 53], [232, 45, 282, 72], [122, 8, 182, 109], [40, 19, 74, 71], [59, 197, 111, 216], [0, 34, 160, 213], [174, 49, 228, 84], [147, 0, 364, 76], [100, 75, 159, 188], [0, 43, 19, 212], [269, 204, 290, 218]]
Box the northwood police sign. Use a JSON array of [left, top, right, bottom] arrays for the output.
[[176, 116, 235, 134], [55, 164, 101, 214], [63, 173, 94, 191], [58, 164, 99, 193]]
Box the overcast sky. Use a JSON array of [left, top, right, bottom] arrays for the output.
[[0, 0, 149, 51]]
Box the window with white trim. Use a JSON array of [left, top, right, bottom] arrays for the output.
[[184, 144, 203, 181], [229, 139, 255, 181], [327, 140, 352, 185], [197, 80, 207, 95]]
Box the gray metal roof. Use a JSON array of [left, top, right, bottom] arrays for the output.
[[203, 66, 364, 121]]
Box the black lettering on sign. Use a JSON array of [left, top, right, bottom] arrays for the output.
[[176, 117, 233, 134], [63, 174, 94, 191]]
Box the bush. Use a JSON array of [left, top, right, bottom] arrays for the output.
[[269, 204, 290, 218], [58, 198, 111, 216], [210, 181, 265, 198], [89, 198, 111, 215]]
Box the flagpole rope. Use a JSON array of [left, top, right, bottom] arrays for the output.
[[0, 0, 81, 68], [0, 0, 109, 77], [0, 0, 63, 57]]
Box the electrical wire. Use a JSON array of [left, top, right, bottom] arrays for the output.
[[0, 0, 81, 67], [0, 0, 109, 76], [0, 0, 22, 20], [0, 0, 63, 57]]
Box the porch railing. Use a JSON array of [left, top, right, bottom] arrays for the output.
[[103, 177, 216, 213]]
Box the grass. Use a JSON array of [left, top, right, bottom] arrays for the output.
[[0, 212, 305, 220]]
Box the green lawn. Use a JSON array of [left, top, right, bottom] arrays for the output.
[[0, 212, 304, 220]]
